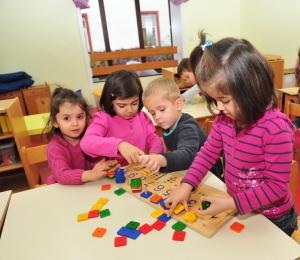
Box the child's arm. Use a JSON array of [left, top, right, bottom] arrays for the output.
[[139, 154, 167, 173], [118, 141, 145, 165]]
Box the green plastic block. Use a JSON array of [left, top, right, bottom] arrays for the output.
[[126, 221, 140, 230], [172, 221, 187, 231], [99, 209, 111, 218], [114, 188, 126, 196], [201, 200, 211, 210]]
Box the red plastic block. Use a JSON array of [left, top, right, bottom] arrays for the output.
[[138, 223, 153, 235], [230, 222, 245, 233], [172, 231, 186, 241], [88, 210, 99, 218], [92, 227, 107, 238], [114, 236, 127, 247], [151, 220, 166, 231], [101, 184, 111, 191]]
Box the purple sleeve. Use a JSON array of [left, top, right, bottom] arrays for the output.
[[80, 112, 124, 158], [47, 142, 84, 185]]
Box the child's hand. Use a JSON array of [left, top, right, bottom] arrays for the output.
[[118, 141, 145, 165], [194, 196, 236, 216], [164, 183, 193, 217], [82, 159, 110, 182], [105, 159, 120, 168], [139, 154, 166, 173]]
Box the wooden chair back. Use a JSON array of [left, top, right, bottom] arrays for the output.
[[285, 100, 300, 120], [290, 160, 299, 203], [204, 118, 214, 135], [21, 144, 48, 188]]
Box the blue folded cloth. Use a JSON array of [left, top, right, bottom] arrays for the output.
[[0, 71, 34, 93]]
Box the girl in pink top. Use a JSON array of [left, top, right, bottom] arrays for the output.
[[80, 70, 163, 166], [45, 86, 118, 185], [165, 31, 298, 236]]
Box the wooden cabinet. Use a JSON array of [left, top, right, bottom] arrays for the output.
[[162, 67, 191, 92], [0, 90, 27, 116], [263, 54, 284, 90], [22, 85, 51, 115]]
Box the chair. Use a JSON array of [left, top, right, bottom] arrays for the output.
[[21, 144, 48, 188], [290, 160, 299, 203], [285, 101, 300, 151], [204, 118, 214, 135]]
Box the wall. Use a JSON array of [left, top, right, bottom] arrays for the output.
[[0, 0, 94, 105], [240, 0, 300, 68]]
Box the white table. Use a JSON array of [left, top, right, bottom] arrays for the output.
[[0, 190, 12, 230], [0, 174, 299, 260]]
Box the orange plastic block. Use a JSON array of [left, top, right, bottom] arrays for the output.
[[150, 194, 162, 204], [91, 203, 103, 211], [150, 209, 164, 219], [173, 203, 185, 215], [92, 227, 107, 238], [101, 184, 111, 191], [230, 222, 245, 233], [77, 213, 88, 222], [97, 198, 109, 205]]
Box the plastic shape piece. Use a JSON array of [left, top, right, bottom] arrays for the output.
[[201, 200, 211, 210], [126, 221, 140, 230], [172, 221, 187, 231], [101, 184, 111, 191], [173, 203, 185, 215], [91, 203, 103, 211], [160, 199, 169, 210], [183, 212, 197, 223], [97, 198, 109, 205], [126, 229, 142, 240], [150, 194, 162, 204], [117, 226, 131, 236], [172, 231, 186, 241], [157, 213, 171, 223], [99, 209, 111, 218], [114, 236, 127, 247], [88, 210, 99, 219], [151, 220, 166, 231], [138, 223, 153, 235], [230, 222, 245, 233], [77, 213, 88, 222], [150, 209, 164, 219], [140, 190, 153, 199], [114, 188, 126, 196], [92, 227, 107, 238]]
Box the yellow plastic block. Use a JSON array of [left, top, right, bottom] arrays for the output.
[[150, 209, 164, 219], [173, 203, 185, 215], [91, 203, 103, 211], [77, 213, 88, 222], [97, 198, 109, 205], [183, 212, 197, 223]]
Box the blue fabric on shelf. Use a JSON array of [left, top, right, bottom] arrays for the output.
[[0, 71, 34, 93]]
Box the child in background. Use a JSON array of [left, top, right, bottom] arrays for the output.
[[165, 31, 298, 236], [139, 77, 223, 179], [177, 58, 203, 104], [80, 70, 164, 166], [45, 86, 118, 185], [292, 47, 300, 128]]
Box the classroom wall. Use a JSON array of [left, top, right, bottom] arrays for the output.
[[181, 0, 241, 57], [240, 0, 300, 68], [0, 0, 94, 105]]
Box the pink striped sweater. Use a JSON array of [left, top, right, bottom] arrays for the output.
[[182, 106, 295, 219]]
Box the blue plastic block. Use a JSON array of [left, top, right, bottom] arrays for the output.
[[158, 213, 171, 223], [160, 199, 169, 210], [117, 226, 131, 236], [140, 191, 153, 199], [126, 229, 141, 240]]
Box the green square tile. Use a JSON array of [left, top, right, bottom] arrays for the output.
[[114, 188, 126, 196], [126, 221, 140, 229], [201, 200, 211, 210], [99, 209, 111, 218], [172, 221, 186, 231]]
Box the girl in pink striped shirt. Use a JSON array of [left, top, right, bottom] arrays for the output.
[[165, 31, 298, 236]]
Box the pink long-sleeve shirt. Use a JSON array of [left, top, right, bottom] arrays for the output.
[[47, 135, 100, 185], [182, 106, 295, 219], [80, 111, 164, 166]]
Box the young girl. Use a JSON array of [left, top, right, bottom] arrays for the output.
[[165, 32, 298, 236], [45, 86, 118, 185], [80, 70, 164, 166]]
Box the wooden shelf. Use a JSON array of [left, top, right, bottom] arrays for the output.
[[0, 132, 14, 140], [0, 161, 23, 173]]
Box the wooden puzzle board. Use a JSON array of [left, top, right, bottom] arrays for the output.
[[108, 164, 238, 238]]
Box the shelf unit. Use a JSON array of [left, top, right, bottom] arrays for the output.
[[0, 98, 35, 187]]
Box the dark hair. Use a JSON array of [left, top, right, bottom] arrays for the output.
[[177, 58, 191, 76], [100, 70, 143, 116], [190, 30, 277, 128], [43, 85, 91, 141]]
